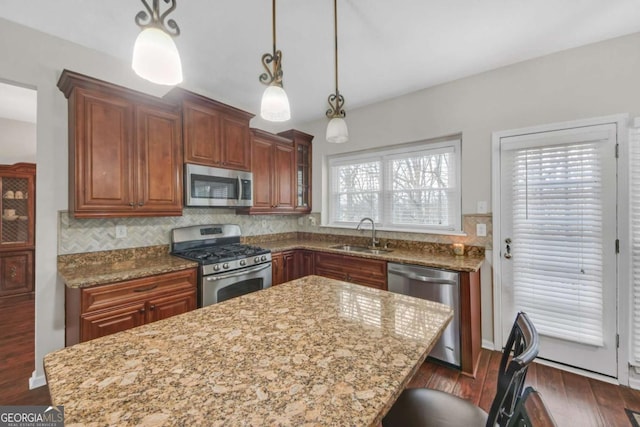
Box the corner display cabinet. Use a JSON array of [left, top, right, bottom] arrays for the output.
[[0, 163, 35, 300]]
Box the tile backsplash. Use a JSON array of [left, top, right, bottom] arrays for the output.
[[58, 209, 493, 255]]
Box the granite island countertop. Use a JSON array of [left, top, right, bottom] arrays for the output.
[[256, 238, 484, 272], [58, 245, 198, 288], [44, 275, 453, 427]]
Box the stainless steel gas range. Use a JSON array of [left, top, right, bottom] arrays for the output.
[[170, 224, 272, 307]]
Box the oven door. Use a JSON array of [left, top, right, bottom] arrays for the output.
[[185, 164, 253, 207], [201, 263, 272, 307]]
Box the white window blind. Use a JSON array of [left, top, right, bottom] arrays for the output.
[[328, 137, 461, 232], [630, 126, 640, 365], [510, 142, 604, 347]]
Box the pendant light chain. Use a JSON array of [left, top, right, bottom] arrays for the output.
[[333, 0, 339, 95], [325, 0, 348, 142]]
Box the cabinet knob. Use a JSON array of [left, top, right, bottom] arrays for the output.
[[138, 202, 144, 207], [129, 202, 135, 207], [139, 308, 145, 314], [149, 304, 156, 311]]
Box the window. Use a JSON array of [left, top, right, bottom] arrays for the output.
[[328, 136, 461, 232]]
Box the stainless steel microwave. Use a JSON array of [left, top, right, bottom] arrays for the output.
[[185, 164, 253, 207]]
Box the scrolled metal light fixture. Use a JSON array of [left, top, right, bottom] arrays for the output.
[[132, 0, 183, 85], [326, 0, 348, 143], [259, 0, 291, 122]]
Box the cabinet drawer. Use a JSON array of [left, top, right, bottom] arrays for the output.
[[81, 269, 197, 313], [81, 302, 146, 342]]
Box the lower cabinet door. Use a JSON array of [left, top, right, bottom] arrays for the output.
[[146, 291, 196, 323], [81, 302, 146, 342], [0, 251, 33, 297]]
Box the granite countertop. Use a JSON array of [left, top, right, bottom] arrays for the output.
[[45, 275, 453, 427], [258, 238, 484, 272], [58, 246, 198, 288]]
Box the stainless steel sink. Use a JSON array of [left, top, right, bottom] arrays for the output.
[[329, 244, 392, 255]]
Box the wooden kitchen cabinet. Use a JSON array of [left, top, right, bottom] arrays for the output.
[[0, 163, 36, 301], [58, 70, 183, 218], [278, 130, 313, 213], [164, 88, 254, 171], [314, 252, 387, 290], [238, 129, 295, 214], [66, 268, 197, 345], [296, 250, 315, 279], [0, 251, 33, 298], [272, 251, 296, 285]]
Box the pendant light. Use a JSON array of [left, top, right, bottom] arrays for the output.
[[259, 0, 291, 122], [326, 0, 348, 143], [132, 0, 183, 85]]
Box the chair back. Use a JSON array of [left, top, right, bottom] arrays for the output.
[[486, 312, 540, 427], [507, 386, 557, 427]]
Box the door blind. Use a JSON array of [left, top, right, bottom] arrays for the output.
[[630, 126, 640, 365], [510, 142, 604, 346]]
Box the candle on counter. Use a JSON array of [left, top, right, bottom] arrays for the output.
[[452, 243, 465, 256]]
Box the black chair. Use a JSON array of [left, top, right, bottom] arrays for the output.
[[507, 386, 557, 427], [382, 312, 540, 427]]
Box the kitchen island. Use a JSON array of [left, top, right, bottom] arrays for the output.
[[44, 275, 452, 426]]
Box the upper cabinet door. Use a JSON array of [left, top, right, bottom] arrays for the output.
[[220, 114, 251, 171], [273, 143, 295, 211], [135, 104, 183, 215], [278, 129, 313, 213], [249, 134, 275, 211], [73, 88, 135, 213], [182, 100, 222, 166], [164, 88, 254, 171], [58, 69, 184, 218]]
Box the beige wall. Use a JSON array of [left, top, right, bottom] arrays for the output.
[[0, 117, 36, 164], [299, 32, 640, 350]]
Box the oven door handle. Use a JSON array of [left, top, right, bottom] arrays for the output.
[[205, 263, 271, 281]]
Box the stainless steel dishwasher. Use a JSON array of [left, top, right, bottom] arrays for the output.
[[387, 262, 460, 367]]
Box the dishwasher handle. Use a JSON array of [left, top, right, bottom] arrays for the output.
[[388, 267, 457, 285]]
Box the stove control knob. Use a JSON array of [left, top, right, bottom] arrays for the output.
[[254, 257, 260, 263], [223, 263, 229, 269], [213, 264, 220, 271], [240, 260, 246, 266], [261, 255, 267, 262]]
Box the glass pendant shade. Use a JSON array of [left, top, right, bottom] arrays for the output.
[[260, 84, 291, 122], [132, 27, 183, 85], [326, 117, 349, 143]]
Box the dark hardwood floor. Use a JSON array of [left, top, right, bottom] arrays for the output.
[[0, 297, 50, 405], [3, 298, 640, 425], [410, 349, 640, 426]]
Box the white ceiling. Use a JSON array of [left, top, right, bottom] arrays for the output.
[[0, 0, 639, 126]]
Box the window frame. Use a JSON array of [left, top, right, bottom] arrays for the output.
[[326, 135, 462, 234]]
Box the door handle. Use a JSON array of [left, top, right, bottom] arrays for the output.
[[504, 238, 512, 259]]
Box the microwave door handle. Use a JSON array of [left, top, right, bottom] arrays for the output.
[[238, 176, 242, 201]]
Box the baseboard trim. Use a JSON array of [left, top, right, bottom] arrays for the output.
[[482, 339, 495, 351], [533, 358, 619, 386], [629, 377, 640, 391], [29, 371, 46, 389]]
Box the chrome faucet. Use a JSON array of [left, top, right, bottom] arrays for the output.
[[356, 217, 379, 248]]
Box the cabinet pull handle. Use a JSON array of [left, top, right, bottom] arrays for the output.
[[129, 202, 135, 207], [9, 266, 17, 279], [133, 285, 158, 292], [138, 202, 144, 207]]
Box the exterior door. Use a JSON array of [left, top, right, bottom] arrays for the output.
[[496, 121, 618, 378]]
